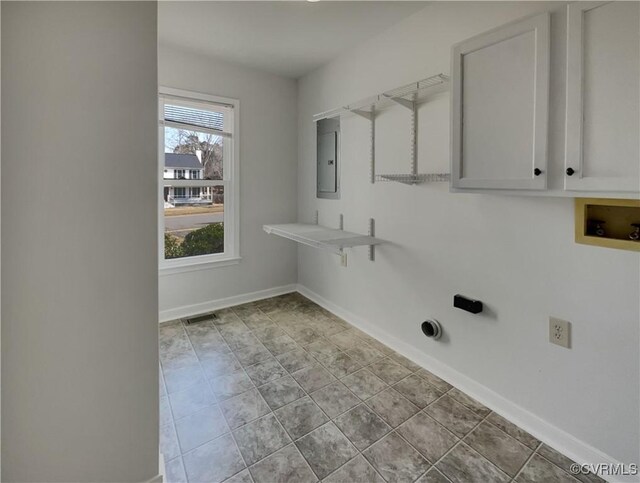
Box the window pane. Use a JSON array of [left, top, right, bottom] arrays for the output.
[[164, 185, 225, 259], [164, 126, 224, 180]]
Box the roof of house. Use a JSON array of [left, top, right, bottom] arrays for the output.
[[165, 153, 203, 169]]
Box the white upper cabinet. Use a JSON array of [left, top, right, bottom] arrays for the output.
[[564, 1, 639, 193], [451, 13, 550, 190]]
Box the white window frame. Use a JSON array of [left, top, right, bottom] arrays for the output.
[[174, 169, 186, 180], [159, 87, 240, 275]]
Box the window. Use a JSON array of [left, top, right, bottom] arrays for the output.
[[159, 88, 239, 272]]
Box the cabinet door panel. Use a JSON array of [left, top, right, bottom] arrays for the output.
[[451, 13, 550, 190], [565, 1, 639, 192]]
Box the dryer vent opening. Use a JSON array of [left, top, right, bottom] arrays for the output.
[[421, 319, 442, 340]]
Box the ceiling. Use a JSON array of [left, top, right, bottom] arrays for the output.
[[158, 1, 428, 79]]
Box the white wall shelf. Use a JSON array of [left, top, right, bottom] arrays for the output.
[[313, 74, 450, 186], [263, 223, 384, 252], [264, 220, 384, 266], [375, 173, 451, 185]]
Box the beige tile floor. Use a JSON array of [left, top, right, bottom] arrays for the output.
[[159, 293, 604, 483]]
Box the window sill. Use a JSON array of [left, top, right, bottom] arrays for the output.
[[159, 256, 241, 276]]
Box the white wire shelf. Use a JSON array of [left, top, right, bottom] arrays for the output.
[[263, 223, 384, 254], [313, 74, 449, 122], [375, 173, 451, 185]]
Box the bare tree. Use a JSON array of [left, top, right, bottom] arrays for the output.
[[171, 130, 224, 180]]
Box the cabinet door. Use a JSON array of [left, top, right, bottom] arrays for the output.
[[564, 2, 639, 193], [451, 13, 550, 190]]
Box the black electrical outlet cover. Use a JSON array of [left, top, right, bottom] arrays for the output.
[[454, 294, 483, 314]]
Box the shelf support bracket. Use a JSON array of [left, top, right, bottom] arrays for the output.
[[339, 214, 344, 231], [388, 96, 414, 111], [410, 99, 417, 176], [370, 106, 376, 184], [340, 249, 348, 267], [314, 210, 318, 225], [350, 109, 372, 121], [351, 106, 376, 184], [386, 95, 418, 176], [368, 218, 375, 262]]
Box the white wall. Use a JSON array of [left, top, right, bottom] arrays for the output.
[[297, 1, 639, 467], [2, 3, 159, 482], [158, 44, 298, 319]]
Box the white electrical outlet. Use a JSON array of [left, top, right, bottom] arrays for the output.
[[549, 317, 571, 348]]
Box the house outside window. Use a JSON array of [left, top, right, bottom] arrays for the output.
[[159, 87, 240, 273]]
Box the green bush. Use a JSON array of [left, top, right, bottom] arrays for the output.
[[181, 223, 224, 257], [164, 233, 184, 259]]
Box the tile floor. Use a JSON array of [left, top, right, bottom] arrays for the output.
[[159, 293, 604, 483]]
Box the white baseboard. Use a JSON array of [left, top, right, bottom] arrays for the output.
[[141, 473, 163, 483], [157, 452, 166, 483], [296, 284, 631, 483], [159, 284, 297, 323]]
